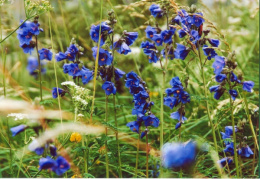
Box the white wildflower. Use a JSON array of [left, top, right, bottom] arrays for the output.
[[7, 113, 29, 121]]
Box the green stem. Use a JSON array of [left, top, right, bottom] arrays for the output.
[[105, 95, 109, 178], [35, 36, 42, 101], [146, 132, 149, 178], [179, 168, 183, 178], [197, 46, 218, 151], [230, 96, 239, 178], [83, 136, 88, 174], [134, 132, 140, 178], [3, 48, 6, 97]]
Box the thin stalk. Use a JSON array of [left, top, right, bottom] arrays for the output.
[[197, 46, 218, 151], [230, 96, 239, 178], [146, 132, 149, 178], [105, 95, 109, 178], [83, 136, 88, 174], [90, 0, 103, 122], [179, 168, 183, 178], [242, 92, 259, 151], [134, 132, 140, 178], [35, 36, 42, 101], [3, 48, 6, 97]]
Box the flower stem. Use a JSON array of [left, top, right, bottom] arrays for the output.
[[35, 36, 42, 101], [105, 95, 109, 178], [134, 132, 140, 178], [146, 132, 149, 178], [230, 96, 239, 178], [197, 46, 218, 151]]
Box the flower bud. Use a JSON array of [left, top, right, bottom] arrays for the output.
[[190, 4, 197, 13]]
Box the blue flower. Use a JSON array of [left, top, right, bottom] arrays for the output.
[[229, 89, 238, 100], [55, 52, 67, 62], [140, 131, 147, 139], [192, 13, 204, 27], [113, 41, 131, 55], [115, 68, 125, 81], [149, 4, 163, 18], [126, 121, 140, 133], [190, 30, 200, 44], [218, 157, 233, 168], [52, 88, 65, 99], [90, 22, 112, 46], [141, 41, 156, 50], [92, 47, 113, 66], [35, 147, 45, 155], [17, 30, 32, 45], [215, 74, 226, 83], [209, 85, 225, 100], [178, 29, 187, 38], [125, 71, 140, 88], [64, 63, 81, 77], [174, 9, 189, 25], [179, 91, 190, 104], [55, 44, 79, 62], [170, 111, 187, 121], [238, 146, 253, 157], [102, 81, 116, 95], [203, 45, 217, 60], [26, 57, 46, 77], [242, 81, 254, 93], [212, 56, 225, 75], [220, 126, 238, 144], [124, 32, 138, 46], [161, 48, 174, 60], [170, 76, 182, 87], [20, 43, 35, 54], [164, 96, 177, 109], [162, 141, 197, 169], [152, 34, 163, 46], [208, 39, 220, 47], [145, 26, 157, 40], [174, 43, 190, 60], [81, 68, 94, 84], [142, 114, 160, 127], [175, 122, 182, 129], [230, 72, 240, 83], [147, 50, 159, 63], [224, 142, 234, 156], [52, 156, 70, 176], [38, 48, 53, 61], [39, 156, 56, 170], [161, 29, 175, 44], [10, 125, 27, 136]]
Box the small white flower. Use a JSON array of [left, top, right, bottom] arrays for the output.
[[7, 113, 28, 121], [61, 81, 76, 86]]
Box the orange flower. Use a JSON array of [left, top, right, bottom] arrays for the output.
[[70, 132, 82, 143]]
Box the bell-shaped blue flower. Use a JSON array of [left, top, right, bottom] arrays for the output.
[[175, 122, 182, 129], [164, 96, 177, 109], [145, 26, 157, 40], [125, 71, 140, 88], [192, 13, 204, 27], [81, 68, 94, 84], [102, 81, 116, 95], [126, 121, 140, 133], [50, 145, 57, 157], [141, 41, 156, 50], [113, 41, 131, 55], [52, 156, 70, 176], [90, 22, 112, 46], [229, 89, 238, 100], [92, 47, 113, 66], [242, 81, 254, 93], [215, 74, 226, 83], [218, 157, 233, 168], [203, 45, 217, 60], [174, 43, 190, 60], [124, 32, 138, 46], [161, 29, 175, 44], [212, 56, 225, 75], [238, 146, 253, 157], [39, 48, 53, 61], [10, 125, 27, 136], [142, 114, 160, 127], [208, 39, 220, 47], [209, 85, 225, 100], [52, 87, 65, 99], [152, 34, 163, 46], [149, 4, 163, 18], [230, 72, 240, 83], [170, 111, 187, 121], [224, 142, 234, 156], [39, 156, 56, 170], [115, 68, 125, 81]]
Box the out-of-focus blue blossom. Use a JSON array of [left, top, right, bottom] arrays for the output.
[[126, 121, 141, 133], [149, 4, 163, 18], [209, 85, 225, 100], [52, 87, 65, 99], [27, 57, 46, 77], [230, 72, 240, 83], [164, 96, 178, 109], [39, 156, 56, 170], [192, 13, 204, 27], [10, 125, 27, 136], [50, 145, 57, 157], [237, 146, 254, 157], [212, 56, 225, 75], [55, 44, 79, 62], [35, 147, 45, 155], [174, 9, 189, 25], [52, 156, 70, 176], [175, 122, 182, 129], [113, 41, 131, 55], [174, 43, 190, 60], [141, 41, 156, 50], [63, 63, 81, 77], [242, 81, 254, 93], [102, 81, 116, 95], [162, 141, 197, 169], [20, 43, 35, 54], [39, 48, 53, 61], [224, 142, 234, 156], [92, 47, 113, 66], [218, 157, 233, 168], [178, 29, 187, 38], [115, 68, 125, 81], [142, 114, 160, 127], [161, 29, 175, 44]]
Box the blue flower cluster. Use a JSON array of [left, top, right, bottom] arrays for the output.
[[126, 71, 159, 138], [162, 141, 197, 169], [164, 76, 190, 129], [16, 20, 43, 54], [218, 126, 254, 167], [209, 55, 254, 100], [52, 87, 66, 99], [11, 124, 70, 175]]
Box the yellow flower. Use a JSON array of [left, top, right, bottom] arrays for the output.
[[71, 174, 81, 178], [149, 91, 159, 97], [96, 160, 101, 165], [70, 132, 82, 143]]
